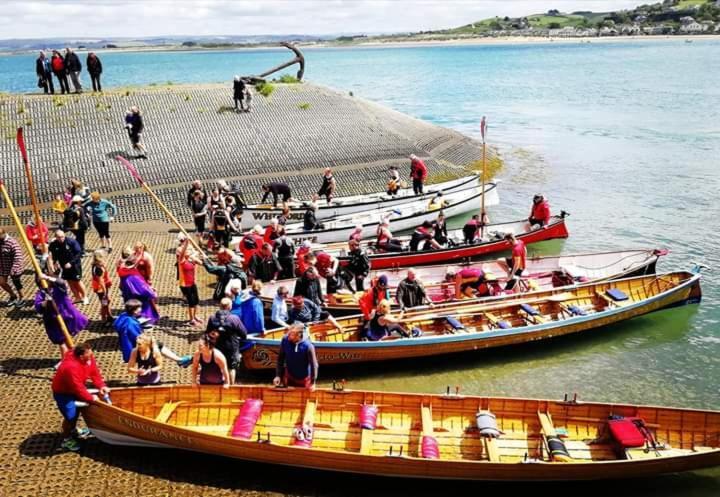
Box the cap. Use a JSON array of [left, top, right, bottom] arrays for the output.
[[377, 274, 388, 286], [71, 195, 83, 203], [301, 240, 312, 249]]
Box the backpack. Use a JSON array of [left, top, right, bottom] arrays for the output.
[[51, 57, 64, 73]]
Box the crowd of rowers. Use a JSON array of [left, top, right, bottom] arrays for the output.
[[8, 167, 552, 451]]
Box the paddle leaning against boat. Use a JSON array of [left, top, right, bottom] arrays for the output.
[[244, 270, 702, 369], [81, 384, 720, 481]]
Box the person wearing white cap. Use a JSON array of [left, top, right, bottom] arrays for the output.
[[62, 195, 90, 254], [409, 154, 428, 195], [233, 75, 246, 112]]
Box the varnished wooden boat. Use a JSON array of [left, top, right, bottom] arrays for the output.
[[245, 271, 702, 370], [83, 385, 720, 480], [260, 248, 666, 315], [239, 174, 483, 229], [281, 182, 499, 245], [329, 214, 571, 270]]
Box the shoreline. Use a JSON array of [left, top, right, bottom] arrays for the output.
[[0, 33, 717, 57]]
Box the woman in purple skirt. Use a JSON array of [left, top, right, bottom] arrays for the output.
[[34, 274, 89, 360], [116, 247, 159, 324]]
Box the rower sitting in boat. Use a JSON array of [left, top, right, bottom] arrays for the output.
[[376, 219, 403, 252], [445, 266, 491, 299], [504, 233, 526, 291], [289, 295, 343, 331], [348, 224, 363, 243], [273, 323, 318, 390], [364, 299, 415, 341], [433, 212, 448, 245], [427, 192, 449, 211], [409, 221, 442, 252], [528, 194, 551, 228]]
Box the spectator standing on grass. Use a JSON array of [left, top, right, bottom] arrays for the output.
[[36, 51, 54, 94], [86, 52, 103, 92]]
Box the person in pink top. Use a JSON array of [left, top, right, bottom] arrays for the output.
[[445, 266, 489, 299], [528, 194, 551, 227], [505, 233, 527, 291]]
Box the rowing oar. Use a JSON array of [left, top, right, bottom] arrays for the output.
[[0, 180, 74, 348], [16, 127, 48, 255], [479, 116, 489, 239], [115, 155, 205, 257]]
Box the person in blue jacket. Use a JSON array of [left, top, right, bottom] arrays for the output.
[[240, 280, 265, 335], [273, 323, 318, 390], [84, 191, 118, 253], [114, 299, 192, 366]]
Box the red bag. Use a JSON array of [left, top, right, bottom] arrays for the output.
[[608, 417, 647, 448]]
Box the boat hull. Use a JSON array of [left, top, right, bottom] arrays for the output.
[[245, 273, 701, 370], [340, 215, 569, 270], [240, 175, 481, 229], [283, 182, 498, 245], [82, 386, 720, 481]]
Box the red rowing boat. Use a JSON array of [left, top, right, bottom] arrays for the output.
[[332, 214, 570, 270]]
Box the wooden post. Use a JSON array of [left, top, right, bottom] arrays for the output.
[[115, 156, 206, 257], [16, 127, 47, 254], [0, 180, 74, 348]]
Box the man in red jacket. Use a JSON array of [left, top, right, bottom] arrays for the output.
[[528, 194, 551, 227], [409, 154, 428, 195], [51, 342, 109, 451]]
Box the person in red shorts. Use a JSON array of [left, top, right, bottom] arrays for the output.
[[504, 232, 527, 291], [51, 342, 109, 451], [177, 236, 204, 326], [273, 323, 318, 390]]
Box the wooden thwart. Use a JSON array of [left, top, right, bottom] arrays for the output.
[[156, 402, 184, 423]]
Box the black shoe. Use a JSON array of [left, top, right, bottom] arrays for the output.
[[107, 247, 113, 254]]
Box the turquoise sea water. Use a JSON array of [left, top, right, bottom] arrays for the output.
[[1, 41, 719, 491]]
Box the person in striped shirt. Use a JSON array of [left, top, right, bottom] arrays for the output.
[[0, 229, 26, 306]]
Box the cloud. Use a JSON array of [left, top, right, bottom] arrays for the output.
[[2, 0, 642, 39]]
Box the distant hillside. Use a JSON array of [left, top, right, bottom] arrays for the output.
[[435, 0, 718, 36]]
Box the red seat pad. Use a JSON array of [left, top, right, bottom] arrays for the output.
[[421, 435, 439, 459], [231, 398, 264, 439], [608, 418, 646, 448]]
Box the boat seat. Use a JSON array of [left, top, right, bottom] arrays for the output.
[[519, 303, 547, 324], [420, 405, 440, 459], [155, 401, 183, 423], [359, 404, 379, 454], [293, 399, 317, 448], [537, 411, 572, 463], [597, 289, 629, 308], [606, 288, 629, 302], [560, 304, 588, 317], [485, 312, 512, 330], [444, 316, 465, 331], [230, 398, 264, 439]]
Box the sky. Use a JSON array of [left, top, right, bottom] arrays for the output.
[[0, 0, 643, 39]]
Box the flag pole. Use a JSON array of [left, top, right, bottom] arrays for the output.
[[479, 116, 488, 239], [115, 156, 206, 257], [0, 180, 74, 348], [16, 127, 48, 255]]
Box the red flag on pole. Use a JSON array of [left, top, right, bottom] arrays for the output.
[[116, 155, 144, 184], [16, 127, 29, 164]]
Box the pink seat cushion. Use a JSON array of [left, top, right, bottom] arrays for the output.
[[230, 398, 264, 439]]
